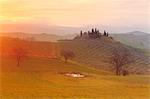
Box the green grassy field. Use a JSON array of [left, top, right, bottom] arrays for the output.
[[1, 56, 150, 99]]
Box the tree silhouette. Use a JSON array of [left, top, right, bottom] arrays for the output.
[[103, 30, 107, 36], [13, 47, 28, 67], [92, 28, 94, 33], [109, 47, 133, 75], [61, 49, 75, 63], [80, 30, 83, 37], [95, 28, 97, 33]]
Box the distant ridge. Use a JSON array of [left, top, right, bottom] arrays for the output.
[[127, 31, 149, 35], [0, 32, 68, 42], [112, 31, 150, 50]]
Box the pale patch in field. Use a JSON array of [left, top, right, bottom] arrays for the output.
[[65, 72, 85, 78]]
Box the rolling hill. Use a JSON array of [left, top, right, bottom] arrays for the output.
[[1, 36, 150, 98], [59, 36, 150, 74], [1, 35, 149, 74], [1, 31, 149, 51], [0, 32, 67, 42], [0, 37, 58, 58], [112, 31, 150, 50]]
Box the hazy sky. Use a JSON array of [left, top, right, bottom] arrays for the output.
[[0, 0, 149, 32]]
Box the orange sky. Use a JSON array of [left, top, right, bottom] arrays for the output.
[[0, 0, 149, 32]]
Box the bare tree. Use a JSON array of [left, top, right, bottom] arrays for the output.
[[13, 47, 28, 67], [60, 49, 75, 63], [109, 47, 133, 76]]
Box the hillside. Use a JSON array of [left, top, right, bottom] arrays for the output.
[[0, 37, 58, 58], [112, 31, 150, 50], [0, 32, 68, 42], [59, 36, 150, 74], [1, 36, 150, 98], [1, 36, 149, 75]]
